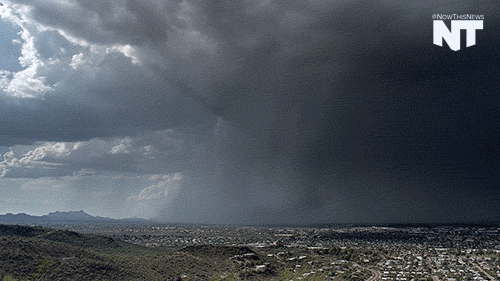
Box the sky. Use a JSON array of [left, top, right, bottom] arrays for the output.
[[0, 0, 499, 225]]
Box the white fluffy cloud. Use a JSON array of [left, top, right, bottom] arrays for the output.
[[1, 0, 208, 147], [0, 129, 187, 178], [0, 4, 53, 98], [128, 173, 183, 201]]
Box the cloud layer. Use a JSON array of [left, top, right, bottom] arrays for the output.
[[0, 0, 499, 224]]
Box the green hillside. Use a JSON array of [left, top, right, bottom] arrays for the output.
[[0, 224, 278, 281]]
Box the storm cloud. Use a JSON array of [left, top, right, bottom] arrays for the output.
[[0, 0, 499, 224]]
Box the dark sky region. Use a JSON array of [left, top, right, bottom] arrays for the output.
[[0, 0, 499, 225]]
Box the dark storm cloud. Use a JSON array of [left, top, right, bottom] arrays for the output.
[[172, 1, 500, 223], [1, 0, 499, 223], [0, 51, 206, 145]]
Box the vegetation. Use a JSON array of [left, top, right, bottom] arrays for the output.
[[3, 223, 499, 280], [0, 225, 282, 280]]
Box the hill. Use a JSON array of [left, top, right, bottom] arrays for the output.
[[0, 224, 280, 280]]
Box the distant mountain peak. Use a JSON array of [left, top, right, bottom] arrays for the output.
[[48, 210, 85, 214], [44, 210, 100, 221], [47, 210, 89, 215], [0, 211, 146, 224]]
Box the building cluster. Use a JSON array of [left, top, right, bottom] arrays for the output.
[[55, 223, 500, 280]]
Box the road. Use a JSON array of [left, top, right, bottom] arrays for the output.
[[353, 262, 382, 281], [365, 267, 381, 281], [473, 262, 496, 280]]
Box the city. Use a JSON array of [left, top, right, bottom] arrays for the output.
[[53, 223, 500, 280]]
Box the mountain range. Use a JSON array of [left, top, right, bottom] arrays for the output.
[[0, 210, 145, 224]]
